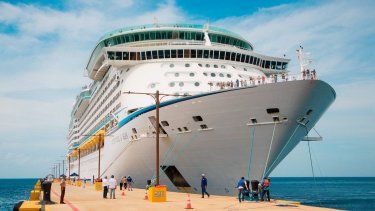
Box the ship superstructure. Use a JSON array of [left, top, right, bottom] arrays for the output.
[[67, 23, 335, 195]]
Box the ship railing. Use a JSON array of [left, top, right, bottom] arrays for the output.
[[207, 72, 318, 91]]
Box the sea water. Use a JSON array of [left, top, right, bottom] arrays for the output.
[[0, 177, 374, 210], [0, 179, 36, 210]]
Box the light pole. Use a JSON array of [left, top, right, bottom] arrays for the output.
[[79, 133, 105, 179], [123, 90, 187, 186]]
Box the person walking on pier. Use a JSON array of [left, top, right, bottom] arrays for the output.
[[237, 177, 248, 203], [120, 176, 125, 190], [201, 174, 210, 198], [102, 176, 109, 199], [109, 175, 117, 199], [60, 177, 66, 204], [127, 175, 133, 191], [260, 177, 271, 202]]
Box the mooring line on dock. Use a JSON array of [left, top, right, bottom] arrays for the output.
[[51, 188, 79, 211]]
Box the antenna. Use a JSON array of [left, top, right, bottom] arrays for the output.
[[296, 46, 313, 72], [153, 17, 158, 26]]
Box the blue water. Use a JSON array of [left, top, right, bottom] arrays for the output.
[[0, 178, 374, 210], [0, 179, 37, 211]]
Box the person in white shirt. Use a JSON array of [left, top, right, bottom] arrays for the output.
[[108, 175, 117, 199], [102, 176, 108, 199]]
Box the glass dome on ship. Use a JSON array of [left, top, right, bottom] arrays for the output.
[[67, 23, 335, 196]]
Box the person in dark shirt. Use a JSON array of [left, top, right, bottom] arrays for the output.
[[237, 177, 248, 202], [201, 174, 210, 198]]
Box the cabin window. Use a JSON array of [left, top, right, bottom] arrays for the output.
[[161, 121, 169, 126], [183, 127, 189, 131], [266, 108, 279, 114], [194, 82, 200, 86], [203, 50, 209, 58], [178, 49, 183, 58], [189, 72, 195, 77], [115, 52, 122, 60], [251, 118, 257, 124], [200, 124, 208, 129], [146, 51, 152, 60], [165, 50, 171, 58], [177, 127, 182, 132], [193, 116, 203, 122], [185, 63, 190, 67], [158, 50, 164, 59], [219, 51, 225, 60], [123, 52, 129, 60], [273, 116, 280, 122], [306, 109, 313, 115], [171, 49, 177, 58], [179, 82, 184, 87], [191, 50, 197, 58], [152, 51, 158, 59], [132, 128, 137, 134]]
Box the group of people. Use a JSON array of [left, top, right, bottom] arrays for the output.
[[236, 177, 271, 203], [200, 174, 271, 203], [302, 69, 317, 80], [102, 175, 134, 199]]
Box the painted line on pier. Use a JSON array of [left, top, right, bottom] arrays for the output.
[[51, 188, 79, 211]]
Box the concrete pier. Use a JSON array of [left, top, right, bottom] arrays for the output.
[[44, 182, 338, 211]]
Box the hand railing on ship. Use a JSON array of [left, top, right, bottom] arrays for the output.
[[207, 72, 318, 92]]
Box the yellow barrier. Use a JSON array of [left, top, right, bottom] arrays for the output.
[[94, 182, 103, 191], [148, 185, 167, 202], [77, 180, 82, 187], [20, 201, 41, 211], [29, 190, 40, 201]]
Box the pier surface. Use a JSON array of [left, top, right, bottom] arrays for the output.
[[46, 182, 337, 211]]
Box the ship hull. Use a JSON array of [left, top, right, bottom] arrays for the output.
[[70, 79, 335, 195]]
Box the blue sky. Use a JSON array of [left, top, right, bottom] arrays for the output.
[[0, 0, 374, 178]]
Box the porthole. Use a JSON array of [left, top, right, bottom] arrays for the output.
[[170, 64, 175, 68], [150, 83, 156, 88], [214, 64, 218, 68], [219, 73, 224, 77], [198, 63, 202, 67], [183, 92, 189, 96], [244, 68, 247, 71], [175, 72, 180, 77], [194, 82, 200, 86], [205, 64, 210, 68], [227, 74, 232, 78], [221, 65, 226, 69], [189, 72, 195, 77], [203, 72, 208, 76], [185, 63, 190, 67], [211, 73, 216, 77], [179, 82, 184, 87], [169, 82, 175, 87]]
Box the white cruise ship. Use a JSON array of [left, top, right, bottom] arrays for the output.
[[66, 23, 335, 195]]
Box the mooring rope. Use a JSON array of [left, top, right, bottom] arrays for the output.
[[246, 125, 256, 179], [262, 122, 277, 178]]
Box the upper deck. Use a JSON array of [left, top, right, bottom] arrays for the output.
[[86, 24, 267, 79]]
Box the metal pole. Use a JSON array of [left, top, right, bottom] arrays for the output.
[[155, 90, 160, 186], [58, 162, 61, 177], [78, 149, 81, 179], [68, 156, 71, 179], [62, 159, 65, 176], [98, 134, 102, 179]]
